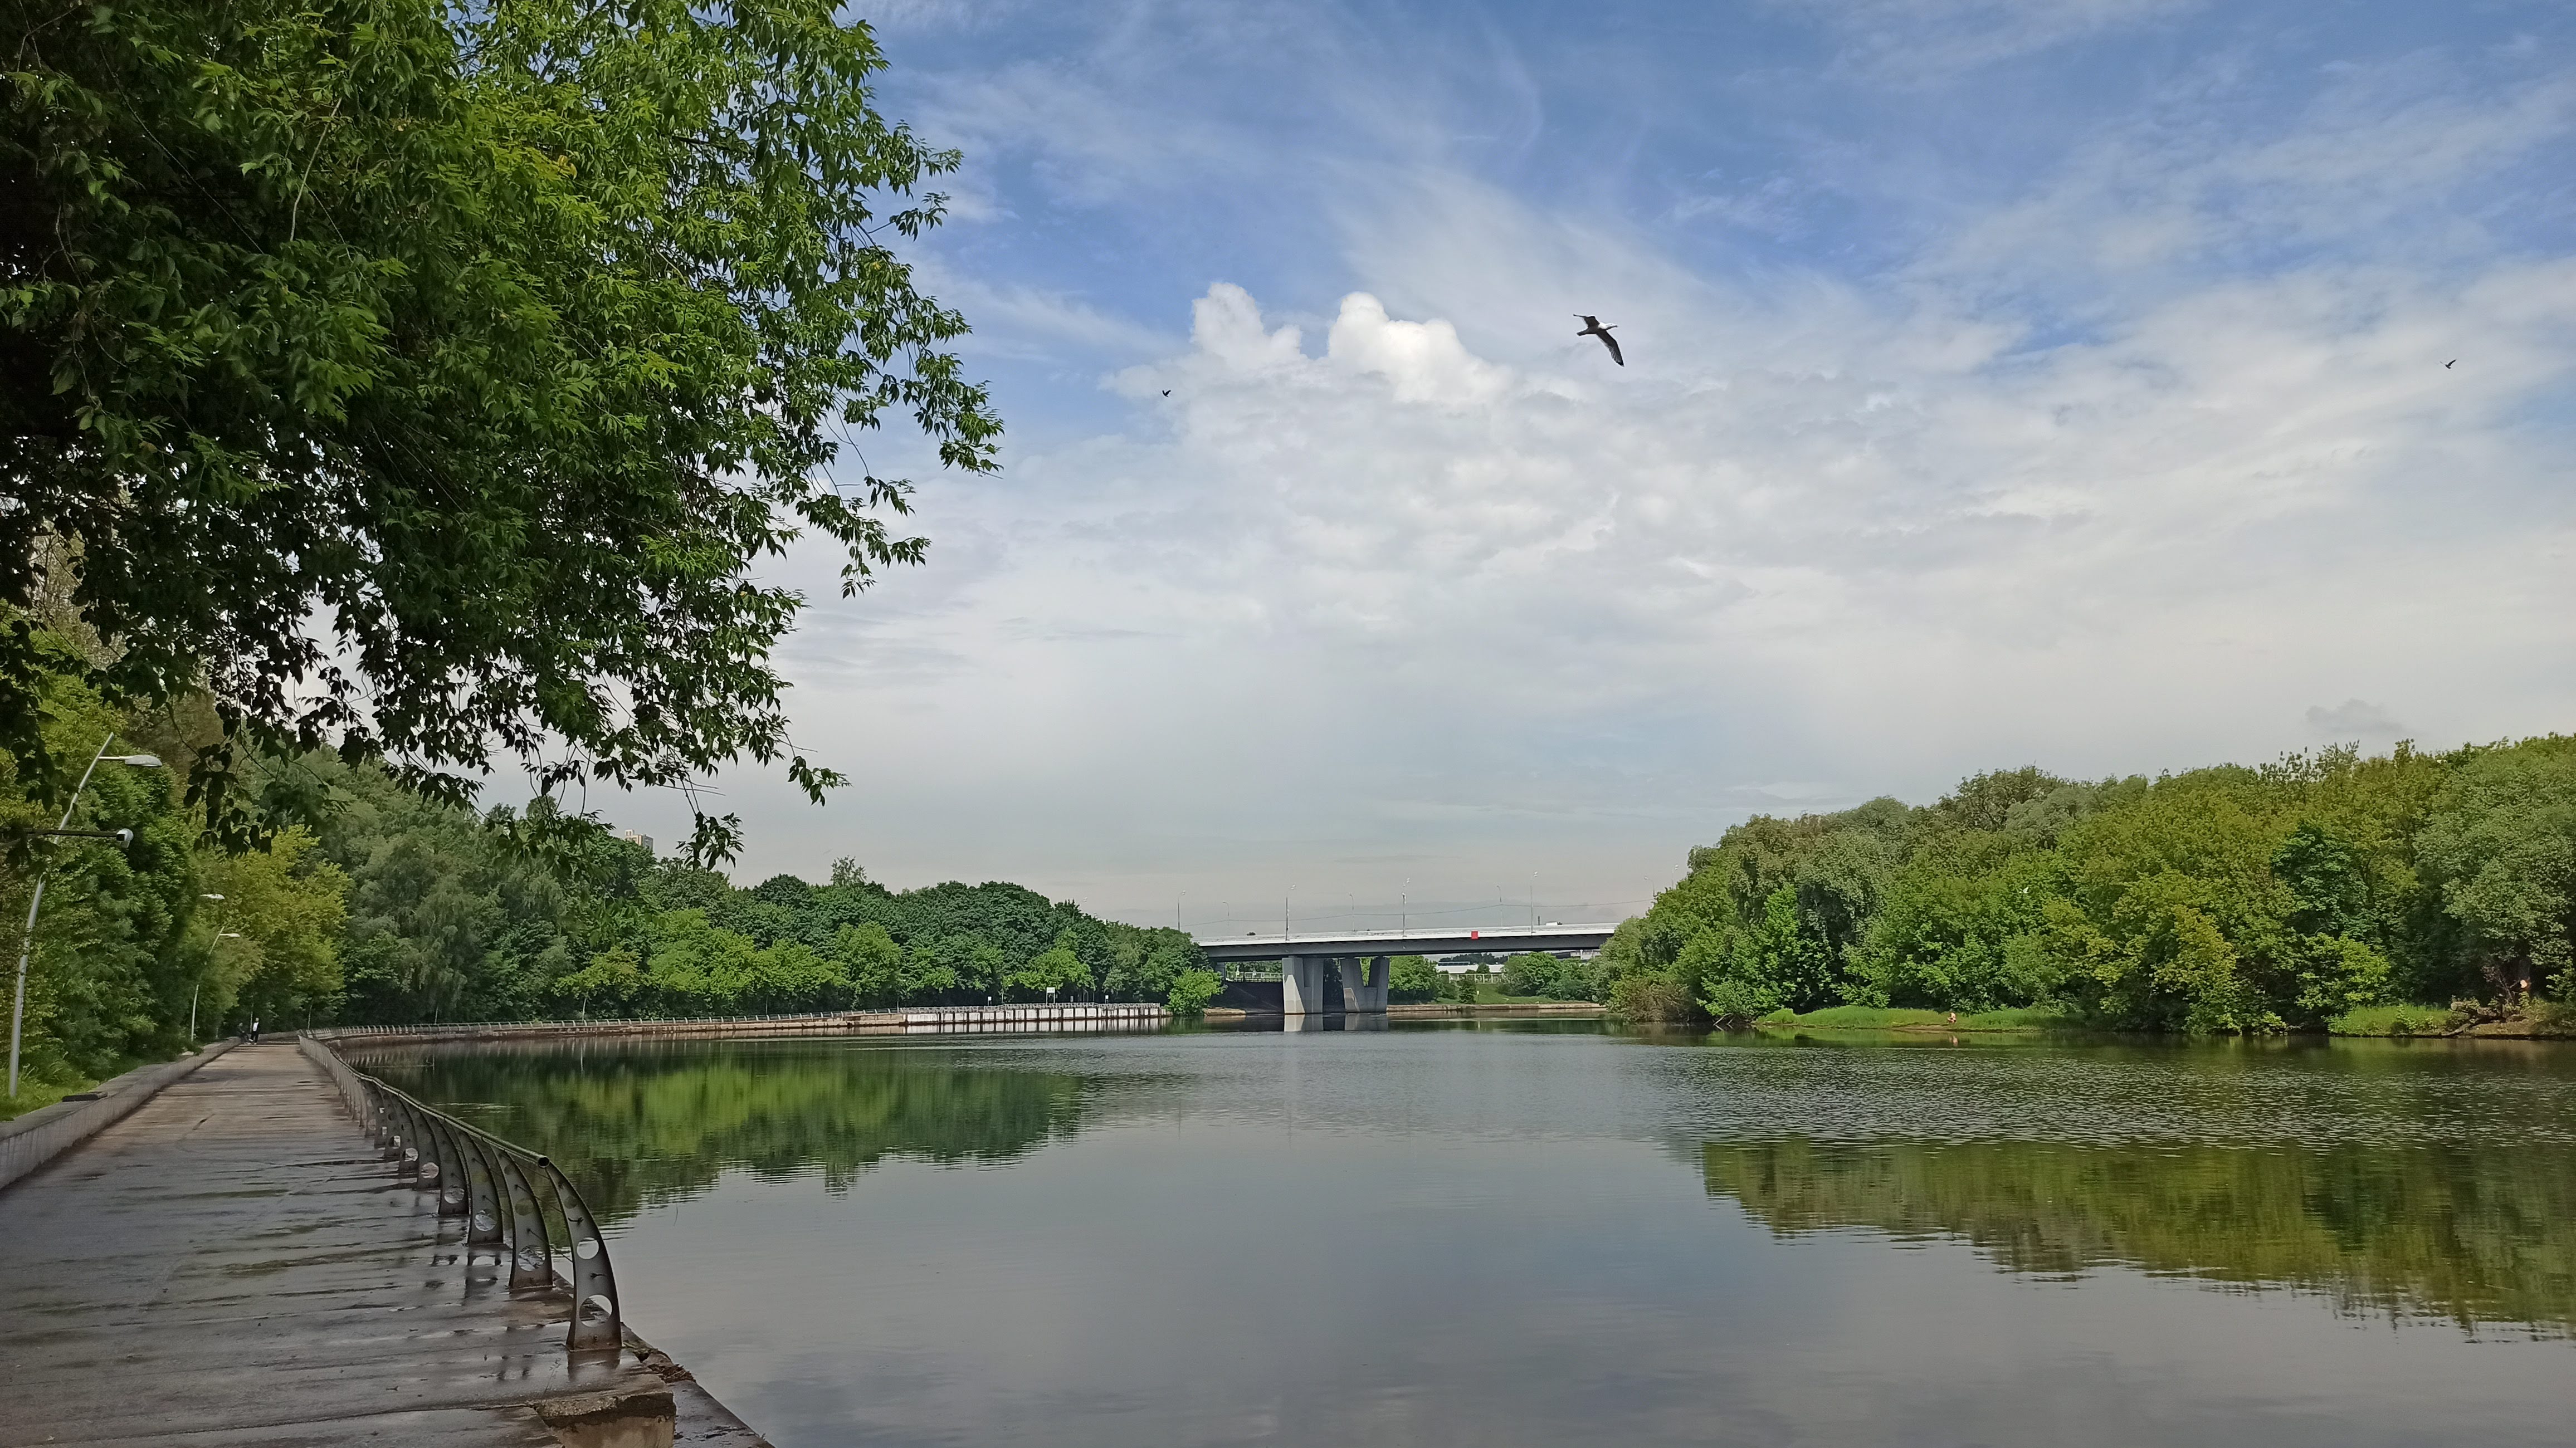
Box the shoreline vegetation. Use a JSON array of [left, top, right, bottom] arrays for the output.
[[1737, 1002, 2575, 1039], [5, 673, 1220, 1100], [14, 630, 2576, 1097], [1588, 737, 2576, 1038]]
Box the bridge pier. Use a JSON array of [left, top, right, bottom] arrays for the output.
[[1279, 954, 1389, 1017], [1281, 955, 1329, 1016], [1339, 955, 1389, 1014]]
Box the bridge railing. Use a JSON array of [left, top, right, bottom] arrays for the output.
[[299, 1033, 622, 1352]]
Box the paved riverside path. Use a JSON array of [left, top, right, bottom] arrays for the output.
[[0, 1042, 675, 1447]]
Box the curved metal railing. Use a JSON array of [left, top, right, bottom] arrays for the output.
[[299, 1034, 622, 1352]]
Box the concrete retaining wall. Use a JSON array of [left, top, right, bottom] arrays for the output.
[[0, 1040, 237, 1193]]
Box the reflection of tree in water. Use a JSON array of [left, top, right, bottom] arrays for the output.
[[368, 1041, 1089, 1222], [1704, 1138, 2576, 1334]]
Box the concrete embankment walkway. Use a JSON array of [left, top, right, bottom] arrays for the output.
[[0, 1042, 758, 1447]]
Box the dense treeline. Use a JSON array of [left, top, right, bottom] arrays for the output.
[[5, 652, 1206, 1102], [1602, 740, 2576, 1030], [3, 660, 345, 1097], [1383, 951, 1610, 1004], [318, 758, 1209, 1023]]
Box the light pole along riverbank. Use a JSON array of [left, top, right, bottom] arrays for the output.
[[8, 733, 162, 1097]]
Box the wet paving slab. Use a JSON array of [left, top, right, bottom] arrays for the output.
[[0, 1044, 671, 1447]]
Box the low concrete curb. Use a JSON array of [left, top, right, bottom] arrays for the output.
[[0, 1039, 238, 1193]]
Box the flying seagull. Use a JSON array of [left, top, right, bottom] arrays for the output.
[[2445, 360, 2456, 369], [1162, 389, 1172, 396], [1576, 315, 1623, 366]]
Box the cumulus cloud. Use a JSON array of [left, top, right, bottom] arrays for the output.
[[1324, 294, 1514, 405], [2306, 700, 2409, 741]]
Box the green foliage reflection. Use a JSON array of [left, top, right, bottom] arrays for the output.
[[374, 1043, 1090, 1221], [1704, 1137, 2576, 1332]]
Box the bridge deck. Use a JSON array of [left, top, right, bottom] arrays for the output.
[[1195, 922, 1619, 963], [0, 1043, 671, 1447]]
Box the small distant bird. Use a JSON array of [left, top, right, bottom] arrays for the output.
[[2445, 360, 2456, 369], [1161, 389, 1172, 396], [1575, 315, 1623, 366]]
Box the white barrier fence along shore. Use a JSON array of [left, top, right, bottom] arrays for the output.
[[328, 1001, 1173, 1046]]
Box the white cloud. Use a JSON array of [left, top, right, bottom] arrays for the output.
[[685, 237, 2575, 916], [1180, 283, 1305, 372], [2305, 699, 2409, 741], [1324, 294, 1514, 407], [916, 265, 1175, 365], [603, 3, 2576, 923], [1927, 56, 2576, 300]]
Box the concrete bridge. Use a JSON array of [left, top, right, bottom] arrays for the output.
[[1193, 924, 1619, 1016]]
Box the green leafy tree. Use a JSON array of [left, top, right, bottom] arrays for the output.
[[316, 760, 628, 1022], [1, 655, 200, 1084], [1388, 955, 1442, 1003], [901, 945, 961, 1004], [2415, 746, 2576, 997], [1165, 968, 1221, 1017], [1497, 952, 1560, 997], [4, 0, 999, 860], [1848, 840, 2059, 1012], [1695, 886, 1838, 1024], [1012, 938, 1090, 1000], [833, 923, 906, 1007], [744, 942, 847, 1014], [642, 911, 763, 1012], [552, 948, 644, 1018], [2272, 822, 2376, 941], [199, 828, 347, 1030]]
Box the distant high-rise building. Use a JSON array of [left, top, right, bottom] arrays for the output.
[[611, 827, 654, 856]]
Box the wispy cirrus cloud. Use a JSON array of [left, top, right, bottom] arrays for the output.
[[1776, 0, 2206, 82]]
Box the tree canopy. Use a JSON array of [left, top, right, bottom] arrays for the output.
[[1602, 738, 2576, 1031], [3, 0, 997, 860], [296, 757, 1209, 1023]]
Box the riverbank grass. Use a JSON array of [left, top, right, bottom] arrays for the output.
[[1758, 1005, 2068, 1034], [1, 1075, 100, 1123], [2327, 1004, 2456, 1037], [2327, 1001, 2576, 1037]]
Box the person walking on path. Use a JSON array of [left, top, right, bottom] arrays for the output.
[[248, 1017, 260, 1043]]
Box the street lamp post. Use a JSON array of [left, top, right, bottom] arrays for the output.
[[193, 896, 225, 1043], [9, 735, 163, 1096]]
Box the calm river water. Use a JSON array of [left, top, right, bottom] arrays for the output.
[[368, 1022, 2576, 1448]]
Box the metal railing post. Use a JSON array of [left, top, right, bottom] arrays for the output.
[[305, 1034, 627, 1355], [536, 1158, 622, 1352], [392, 1096, 426, 1176], [422, 1114, 470, 1217], [458, 1131, 505, 1249], [495, 1151, 555, 1290]]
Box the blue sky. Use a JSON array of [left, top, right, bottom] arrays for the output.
[[611, 0, 2576, 931]]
